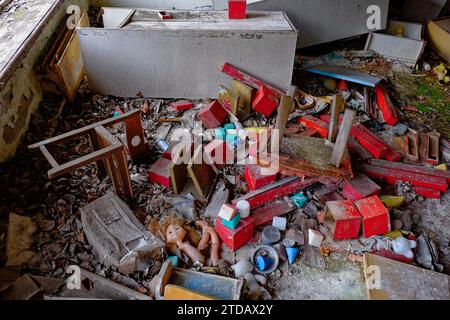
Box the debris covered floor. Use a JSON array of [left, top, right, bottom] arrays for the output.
[[1, 2, 450, 301]]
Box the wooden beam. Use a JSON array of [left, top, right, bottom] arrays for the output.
[[275, 85, 297, 146], [328, 95, 340, 143], [330, 109, 356, 168], [39, 145, 58, 168]]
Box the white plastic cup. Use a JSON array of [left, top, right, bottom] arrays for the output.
[[236, 200, 251, 219]]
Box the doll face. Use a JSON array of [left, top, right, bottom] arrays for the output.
[[166, 224, 187, 244]]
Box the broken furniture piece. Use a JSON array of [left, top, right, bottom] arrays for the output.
[[35, 11, 89, 102], [80, 192, 164, 275], [29, 109, 148, 199], [154, 261, 243, 300], [78, 9, 297, 98]]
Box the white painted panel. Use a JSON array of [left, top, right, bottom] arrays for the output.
[[77, 11, 297, 99], [386, 20, 424, 40], [91, 0, 214, 10], [102, 7, 135, 28]]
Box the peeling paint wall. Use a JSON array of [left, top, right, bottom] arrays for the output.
[[0, 0, 89, 163]]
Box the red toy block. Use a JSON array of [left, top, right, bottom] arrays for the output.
[[414, 186, 441, 199], [342, 174, 381, 201], [170, 100, 193, 111], [325, 200, 362, 240], [361, 164, 448, 192], [298, 116, 329, 138], [232, 177, 319, 209], [197, 100, 228, 129], [354, 196, 391, 238], [204, 139, 234, 169], [252, 199, 295, 227], [216, 216, 255, 251], [228, 0, 247, 20], [374, 84, 399, 126], [148, 157, 172, 188], [337, 80, 348, 91], [252, 86, 279, 117], [244, 165, 277, 191]]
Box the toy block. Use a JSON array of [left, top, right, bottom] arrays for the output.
[[232, 79, 254, 114], [204, 139, 234, 169], [232, 177, 319, 209], [252, 199, 296, 227], [197, 100, 228, 129], [218, 85, 240, 115], [187, 145, 217, 199], [342, 174, 381, 201], [298, 116, 329, 138], [148, 157, 172, 188], [244, 165, 277, 191], [164, 285, 215, 300], [252, 86, 279, 117], [425, 132, 441, 165], [369, 159, 450, 184], [374, 84, 399, 126], [228, 0, 246, 20], [414, 186, 441, 199], [218, 204, 238, 221], [170, 100, 193, 111], [354, 196, 391, 238], [308, 229, 324, 248], [222, 213, 241, 230], [362, 164, 448, 192], [325, 200, 362, 240], [216, 216, 255, 252]]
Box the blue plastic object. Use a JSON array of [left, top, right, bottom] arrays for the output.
[[167, 256, 179, 267], [221, 213, 240, 230], [286, 247, 300, 265], [291, 192, 308, 209], [216, 128, 227, 140], [256, 256, 273, 272], [223, 123, 236, 130]]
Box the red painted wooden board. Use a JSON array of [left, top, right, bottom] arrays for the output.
[[298, 116, 329, 138], [361, 164, 448, 192], [354, 196, 390, 238], [252, 199, 295, 227], [221, 63, 284, 98], [197, 100, 228, 129], [244, 165, 277, 191], [369, 159, 450, 184], [216, 216, 255, 252], [232, 177, 318, 209], [170, 100, 194, 111], [413, 186, 441, 199]]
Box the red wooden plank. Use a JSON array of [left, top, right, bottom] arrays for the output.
[[369, 159, 450, 184], [414, 186, 442, 199], [361, 164, 448, 192], [252, 199, 296, 227], [221, 63, 284, 98], [374, 84, 399, 126], [298, 116, 329, 138], [232, 177, 318, 209]]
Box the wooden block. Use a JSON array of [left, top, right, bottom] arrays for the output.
[[299, 116, 329, 138], [169, 100, 193, 111], [218, 85, 240, 116], [197, 100, 228, 129], [228, 0, 246, 19], [426, 132, 441, 165], [232, 79, 253, 114], [148, 158, 172, 188], [187, 145, 217, 198], [204, 139, 234, 169], [204, 183, 230, 218], [342, 174, 381, 201], [325, 200, 362, 240], [252, 86, 279, 117], [252, 199, 296, 227], [232, 177, 318, 209], [374, 84, 399, 126], [362, 163, 448, 191], [328, 95, 341, 143], [169, 145, 188, 195], [218, 204, 238, 221], [244, 165, 277, 191], [354, 196, 390, 238], [216, 217, 255, 252], [164, 284, 215, 300]]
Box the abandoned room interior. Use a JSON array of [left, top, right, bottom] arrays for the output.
[[1, 0, 450, 302]]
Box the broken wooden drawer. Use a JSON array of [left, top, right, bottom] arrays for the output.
[[77, 9, 297, 98], [80, 193, 164, 275]]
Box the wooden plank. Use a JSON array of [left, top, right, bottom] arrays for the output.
[[187, 145, 216, 199], [327, 95, 340, 143], [361, 164, 448, 192], [221, 63, 285, 97], [169, 146, 188, 196], [232, 177, 318, 209], [124, 112, 148, 162], [48, 145, 121, 179], [204, 182, 230, 218], [39, 146, 58, 168], [275, 85, 297, 146], [29, 109, 141, 149], [363, 253, 450, 300], [330, 109, 356, 168], [252, 199, 296, 227], [369, 159, 450, 184], [164, 285, 215, 300]]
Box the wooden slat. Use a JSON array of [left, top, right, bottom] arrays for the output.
[[330, 109, 356, 168], [39, 145, 58, 168]]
